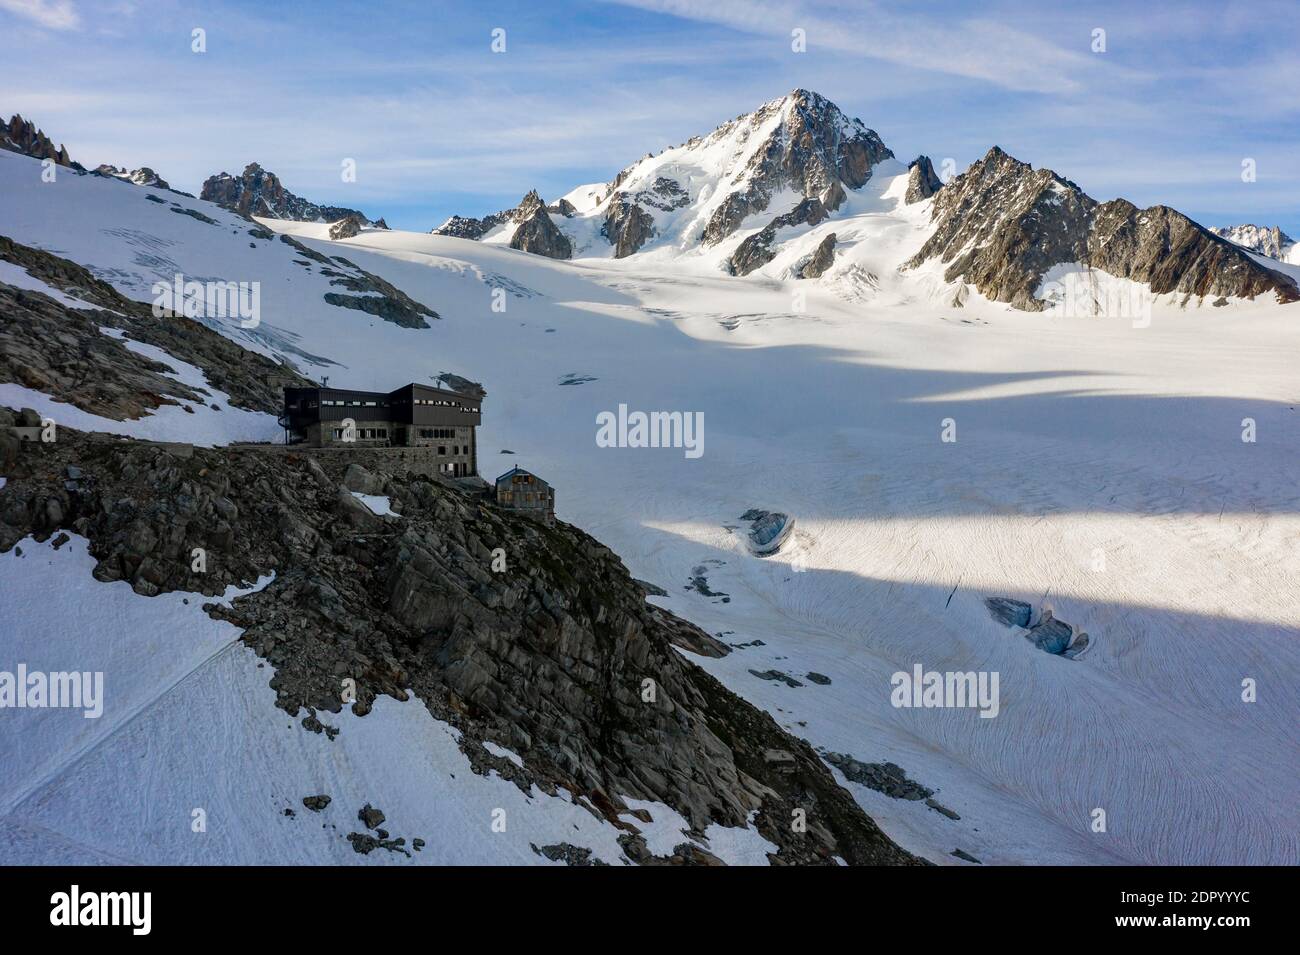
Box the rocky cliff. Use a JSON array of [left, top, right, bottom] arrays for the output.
[[904, 156, 942, 204], [728, 191, 837, 276], [433, 189, 573, 260], [508, 190, 572, 259], [201, 163, 387, 228], [0, 426, 918, 866], [907, 147, 1299, 309], [1, 113, 80, 168]]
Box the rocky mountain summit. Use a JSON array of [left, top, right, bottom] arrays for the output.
[[1209, 223, 1296, 262], [1, 113, 80, 168], [690, 88, 892, 248], [201, 162, 388, 228], [433, 189, 573, 259], [907, 146, 1299, 309], [508, 189, 573, 259], [904, 156, 942, 204], [425, 91, 1296, 310], [436, 89, 894, 260]]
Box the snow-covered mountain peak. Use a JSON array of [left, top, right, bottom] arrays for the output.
[[617, 87, 870, 190], [434, 89, 896, 264], [596, 88, 894, 254], [1209, 223, 1298, 264]]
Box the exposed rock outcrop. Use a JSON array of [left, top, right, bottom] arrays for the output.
[[907, 146, 1298, 309], [822, 752, 933, 801], [94, 164, 171, 191], [432, 211, 510, 240], [797, 233, 836, 278], [282, 236, 440, 328], [630, 177, 690, 213], [435, 372, 487, 398], [0, 428, 920, 867], [509, 191, 572, 259], [904, 155, 942, 204], [433, 190, 573, 259], [0, 235, 311, 416], [201, 163, 387, 227], [328, 215, 363, 240], [1, 113, 80, 168], [602, 197, 656, 258], [728, 193, 837, 276]]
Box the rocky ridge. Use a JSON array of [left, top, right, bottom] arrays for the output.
[[93, 164, 172, 191], [201, 163, 388, 229], [907, 146, 1299, 309], [0, 235, 311, 417], [277, 235, 440, 328], [433, 189, 573, 260], [1, 113, 80, 169]]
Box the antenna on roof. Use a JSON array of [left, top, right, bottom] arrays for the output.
[[322, 376, 330, 388]]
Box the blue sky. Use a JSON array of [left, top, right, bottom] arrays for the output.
[[2, 0, 1297, 233]]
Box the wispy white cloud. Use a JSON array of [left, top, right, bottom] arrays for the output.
[[0, 0, 1294, 233], [0, 0, 80, 30], [604, 0, 1126, 93]]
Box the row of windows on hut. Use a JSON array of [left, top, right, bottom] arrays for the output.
[[327, 427, 466, 456]]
